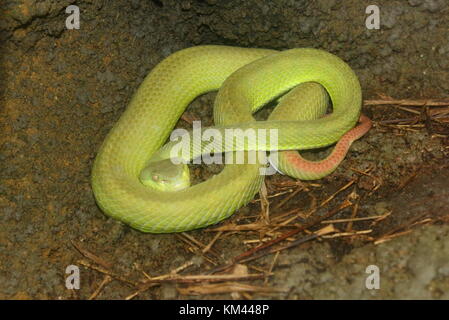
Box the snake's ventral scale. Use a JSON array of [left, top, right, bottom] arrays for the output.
[[91, 45, 371, 233]]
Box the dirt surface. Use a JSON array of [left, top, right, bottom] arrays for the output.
[[0, 0, 448, 299]]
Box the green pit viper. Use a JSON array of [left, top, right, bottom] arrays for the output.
[[91, 45, 371, 233]]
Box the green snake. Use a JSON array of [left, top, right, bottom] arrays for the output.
[[91, 45, 371, 233]]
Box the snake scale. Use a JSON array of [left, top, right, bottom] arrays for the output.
[[91, 45, 371, 233]]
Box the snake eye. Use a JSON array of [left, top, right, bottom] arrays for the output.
[[152, 175, 159, 181]]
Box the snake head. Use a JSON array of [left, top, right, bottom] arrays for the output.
[[139, 159, 190, 192]]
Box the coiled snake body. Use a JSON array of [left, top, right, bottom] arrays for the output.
[[91, 45, 371, 233]]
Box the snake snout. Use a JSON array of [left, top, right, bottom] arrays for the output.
[[139, 159, 190, 192]]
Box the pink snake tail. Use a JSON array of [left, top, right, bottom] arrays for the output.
[[279, 114, 372, 180]]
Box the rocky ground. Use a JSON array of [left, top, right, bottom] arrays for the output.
[[0, 0, 448, 299]]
